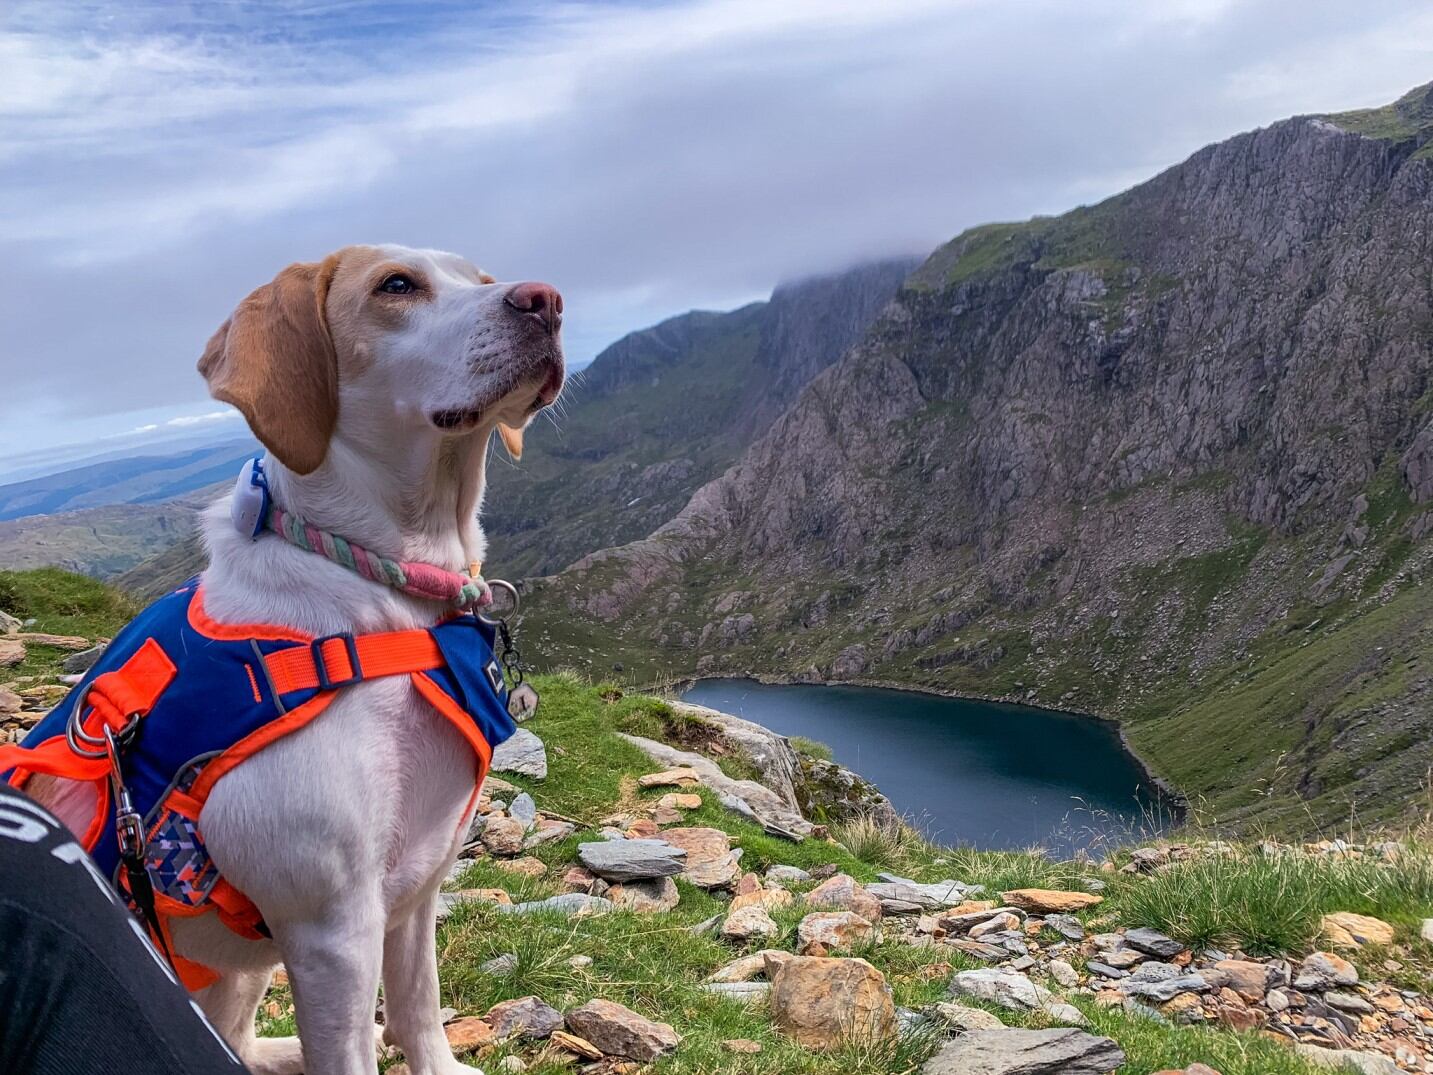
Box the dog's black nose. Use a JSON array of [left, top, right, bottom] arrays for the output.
[[504, 282, 563, 335]]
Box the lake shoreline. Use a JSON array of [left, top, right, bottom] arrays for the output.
[[673, 671, 1186, 809]]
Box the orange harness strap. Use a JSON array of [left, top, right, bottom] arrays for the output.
[[262, 628, 445, 695]]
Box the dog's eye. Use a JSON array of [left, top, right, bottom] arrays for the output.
[[378, 274, 417, 295]]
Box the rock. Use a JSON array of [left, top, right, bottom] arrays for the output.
[[730, 886, 793, 913], [703, 981, 771, 1002], [0, 609, 19, 634], [867, 875, 974, 910], [1001, 889, 1102, 914], [722, 905, 780, 941], [568, 954, 593, 969], [1122, 927, 1186, 958], [624, 818, 660, 838], [443, 1017, 496, 1052], [16, 632, 90, 650], [1323, 990, 1375, 1014], [497, 1057, 526, 1074], [921, 1028, 1126, 1075], [564, 999, 680, 1061], [762, 950, 798, 978], [659, 827, 741, 889], [805, 873, 883, 922], [549, 1030, 603, 1060], [1086, 962, 1126, 980], [931, 1002, 1006, 1031], [493, 856, 547, 878], [494, 894, 612, 916], [769, 956, 896, 1050], [561, 866, 598, 893], [797, 910, 875, 955], [1421, 918, 1433, 943], [708, 951, 783, 983], [577, 838, 686, 881], [1212, 959, 1267, 1001], [61, 643, 107, 674], [1119, 971, 1209, 1004], [657, 792, 703, 811], [485, 996, 564, 1040], [1266, 988, 1289, 1011], [766, 864, 812, 886], [607, 876, 680, 913], [1159, 992, 1206, 1023], [0, 687, 21, 714], [507, 792, 538, 826], [1321, 912, 1396, 948], [0, 638, 24, 667], [480, 953, 519, 976], [1292, 1044, 1400, 1075], [637, 766, 702, 788], [937, 906, 1024, 935], [480, 816, 527, 856], [435, 888, 512, 917], [1294, 951, 1358, 990], [1045, 913, 1085, 941], [490, 728, 547, 779], [721, 1039, 762, 1054], [968, 912, 1021, 939], [1049, 959, 1081, 989], [948, 969, 1051, 1011]]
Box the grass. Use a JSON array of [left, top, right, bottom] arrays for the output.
[[789, 735, 833, 761]]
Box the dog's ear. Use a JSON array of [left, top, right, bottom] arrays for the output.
[[199, 258, 340, 475], [498, 423, 524, 461]]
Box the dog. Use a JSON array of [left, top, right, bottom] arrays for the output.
[[41, 244, 564, 1074]]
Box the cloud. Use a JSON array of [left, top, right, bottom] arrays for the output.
[[3, 0, 1433, 460]]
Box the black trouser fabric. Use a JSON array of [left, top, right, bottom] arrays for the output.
[[0, 783, 250, 1074]]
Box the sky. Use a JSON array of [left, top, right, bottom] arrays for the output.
[[3, 0, 1433, 471]]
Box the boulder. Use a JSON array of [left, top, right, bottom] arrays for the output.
[[563, 999, 680, 1062], [491, 729, 547, 779], [797, 911, 875, 955], [607, 876, 680, 913], [1294, 951, 1358, 990], [485, 996, 563, 1040], [659, 827, 742, 889], [721, 906, 780, 942], [1122, 927, 1186, 958], [1320, 912, 1396, 949], [1001, 889, 1102, 914], [1118, 971, 1209, 1004], [921, 1028, 1126, 1075], [948, 969, 1051, 1012], [769, 956, 896, 1050], [805, 873, 882, 922], [577, 838, 686, 881]]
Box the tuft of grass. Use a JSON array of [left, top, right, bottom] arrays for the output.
[[830, 815, 931, 872], [788, 736, 834, 761]]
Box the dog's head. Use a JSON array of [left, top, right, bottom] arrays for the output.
[[198, 244, 564, 474]]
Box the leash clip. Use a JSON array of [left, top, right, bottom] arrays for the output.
[[105, 725, 146, 861]]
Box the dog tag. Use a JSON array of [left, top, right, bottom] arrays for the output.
[[507, 682, 539, 721]]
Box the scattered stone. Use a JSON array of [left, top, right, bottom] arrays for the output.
[[61, 643, 106, 673], [708, 952, 774, 983], [497, 1057, 526, 1074], [1292, 1043, 1400, 1075], [568, 955, 593, 970], [721, 1039, 762, 1054], [1119, 971, 1209, 1004], [550, 1030, 604, 1060], [564, 999, 680, 1062], [1321, 912, 1396, 949], [561, 865, 598, 893], [0, 639, 24, 667], [722, 905, 780, 942], [797, 911, 875, 955], [494, 894, 612, 917], [1045, 913, 1085, 941], [607, 876, 680, 913], [0, 686, 20, 714], [1042, 1000, 1088, 1026], [931, 1002, 1006, 1031], [657, 792, 703, 811], [968, 912, 1021, 939], [703, 982, 771, 1002], [1294, 951, 1359, 990], [480, 953, 519, 976], [637, 767, 702, 789], [805, 873, 883, 922], [1324, 990, 1375, 1014], [769, 956, 897, 1051], [1421, 918, 1433, 943], [1123, 927, 1186, 959], [480, 817, 528, 856], [948, 969, 1052, 1012], [730, 886, 793, 913], [867, 875, 974, 911], [937, 906, 1024, 935], [1086, 962, 1127, 980], [1159, 992, 1206, 1024], [1001, 889, 1102, 914], [485, 996, 564, 1040], [1211, 959, 1267, 1002], [659, 827, 742, 889], [1266, 988, 1290, 1012], [766, 864, 811, 886], [443, 1017, 496, 1052], [506, 792, 538, 827], [16, 632, 90, 650], [921, 1028, 1126, 1075], [577, 838, 686, 881], [493, 856, 547, 878], [1049, 959, 1080, 989], [490, 728, 547, 779]]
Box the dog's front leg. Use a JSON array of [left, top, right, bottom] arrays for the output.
[[269, 906, 386, 1075], [382, 889, 478, 1074]]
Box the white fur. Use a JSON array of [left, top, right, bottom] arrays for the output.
[[45, 246, 562, 1075]]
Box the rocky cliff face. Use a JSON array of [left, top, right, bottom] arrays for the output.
[[526, 92, 1433, 834]]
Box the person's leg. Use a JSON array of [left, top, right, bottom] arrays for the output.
[[0, 784, 249, 1075]]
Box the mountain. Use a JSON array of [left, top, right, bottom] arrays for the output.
[[522, 83, 1433, 835], [110, 258, 918, 598], [0, 493, 211, 578], [0, 438, 255, 521]]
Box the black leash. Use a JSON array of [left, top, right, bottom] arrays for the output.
[[105, 725, 176, 965]]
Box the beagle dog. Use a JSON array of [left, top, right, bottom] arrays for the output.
[[49, 245, 563, 1075]]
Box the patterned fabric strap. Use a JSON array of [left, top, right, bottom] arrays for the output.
[[265, 504, 491, 610]]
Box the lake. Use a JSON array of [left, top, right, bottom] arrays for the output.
[[681, 678, 1173, 858]]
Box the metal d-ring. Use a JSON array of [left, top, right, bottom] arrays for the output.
[[64, 684, 140, 760], [479, 579, 520, 624]]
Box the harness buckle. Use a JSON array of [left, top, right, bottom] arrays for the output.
[[311, 632, 363, 690]]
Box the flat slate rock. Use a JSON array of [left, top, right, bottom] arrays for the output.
[[947, 969, 1051, 1011], [577, 839, 686, 881], [491, 729, 548, 779], [1122, 927, 1185, 958], [494, 894, 613, 916], [922, 1028, 1126, 1075]]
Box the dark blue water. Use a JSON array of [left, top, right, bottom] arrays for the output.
[[681, 679, 1172, 858]]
